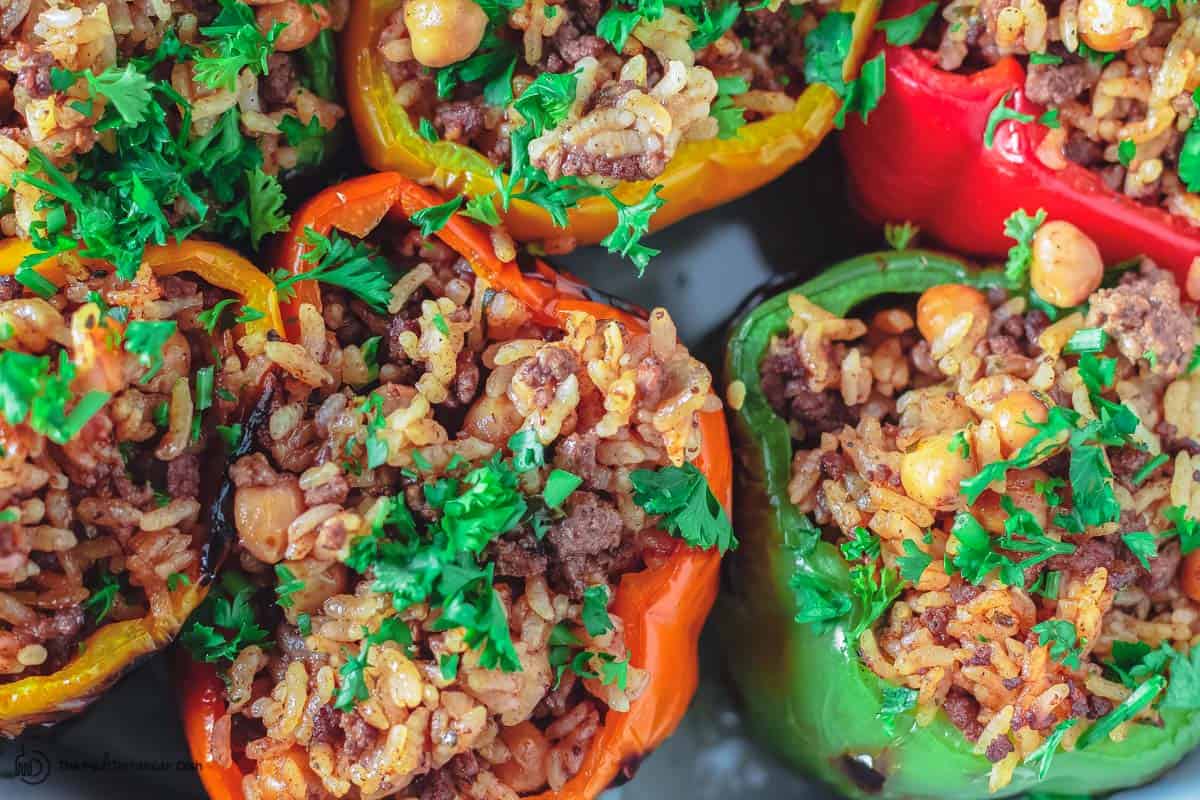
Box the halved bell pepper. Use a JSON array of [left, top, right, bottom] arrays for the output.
[[178, 171, 734, 800], [0, 240, 283, 736], [715, 250, 1200, 798], [840, 0, 1200, 286], [343, 0, 880, 243]]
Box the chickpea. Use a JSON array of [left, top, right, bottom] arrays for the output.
[[463, 392, 525, 445], [991, 391, 1050, 456], [915, 284, 990, 345], [257, 1, 331, 53], [1030, 220, 1104, 308], [233, 478, 305, 564], [1077, 0, 1153, 52], [404, 0, 489, 68], [1182, 551, 1200, 603], [493, 721, 550, 793], [900, 432, 977, 511], [974, 469, 1051, 533]]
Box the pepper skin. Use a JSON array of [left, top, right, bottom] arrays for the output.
[[0, 240, 283, 737], [715, 250, 1200, 799], [343, 0, 880, 243], [840, 0, 1200, 285], [178, 172, 734, 800]]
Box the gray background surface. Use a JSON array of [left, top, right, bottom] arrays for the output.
[[1, 143, 1197, 798]]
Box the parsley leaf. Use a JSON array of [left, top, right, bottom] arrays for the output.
[[875, 2, 937, 46], [275, 228, 398, 313], [840, 527, 880, 562], [1122, 531, 1158, 570], [877, 684, 918, 737], [984, 91, 1034, 148], [1032, 619, 1085, 669], [83, 569, 121, 622], [848, 563, 902, 637], [180, 573, 271, 663], [884, 221, 919, 250], [193, 0, 282, 90], [1180, 90, 1200, 192], [247, 167, 291, 248], [411, 195, 464, 237], [600, 184, 665, 275], [124, 320, 178, 383], [582, 584, 614, 636], [0, 350, 111, 444], [274, 564, 305, 609], [711, 76, 749, 140], [543, 468, 582, 509], [630, 462, 736, 553], [897, 539, 932, 584], [1003, 208, 1047, 291], [1163, 644, 1200, 710], [791, 570, 852, 633]]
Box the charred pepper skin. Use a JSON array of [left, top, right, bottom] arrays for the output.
[[840, 0, 1200, 285], [716, 250, 1200, 799], [0, 240, 284, 737], [177, 172, 734, 800], [343, 0, 881, 243]]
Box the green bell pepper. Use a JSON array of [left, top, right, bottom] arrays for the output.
[[715, 250, 1200, 799]]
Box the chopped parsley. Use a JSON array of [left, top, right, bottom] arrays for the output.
[[600, 185, 666, 276], [840, 526, 880, 562], [984, 91, 1034, 149], [83, 569, 121, 623], [274, 564, 305, 609], [791, 570, 852, 633], [411, 195, 464, 237], [1118, 139, 1136, 168], [711, 76, 750, 140], [877, 684, 919, 737], [1002, 208, 1047, 291], [630, 462, 737, 553], [543, 468, 582, 508], [1163, 644, 1200, 710], [897, 539, 932, 584], [1032, 619, 1085, 670], [1179, 89, 1200, 192], [11, 8, 324, 281], [884, 221, 919, 250], [875, 2, 937, 46], [275, 228, 398, 313], [508, 429, 545, 472], [1122, 531, 1158, 570], [806, 13, 887, 128], [180, 572, 271, 663], [166, 572, 191, 592], [582, 585, 614, 636], [197, 299, 238, 334], [0, 351, 111, 444], [124, 320, 178, 383]]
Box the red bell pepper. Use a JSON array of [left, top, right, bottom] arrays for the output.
[[840, 0, 1200, 292]]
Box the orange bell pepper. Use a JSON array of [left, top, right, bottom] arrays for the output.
[[0, 240, 283, 736], [343, 0, 880, 243], [177, 172, 733, 800]]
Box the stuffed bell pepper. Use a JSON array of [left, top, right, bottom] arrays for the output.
[[0, 0, 346, 290], [175, 172, 734, 800], [719, 215, 1200, 798], [0, 238, 284, 736], [344, 0, 880, 259], [841, 0, 1200, 288]]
